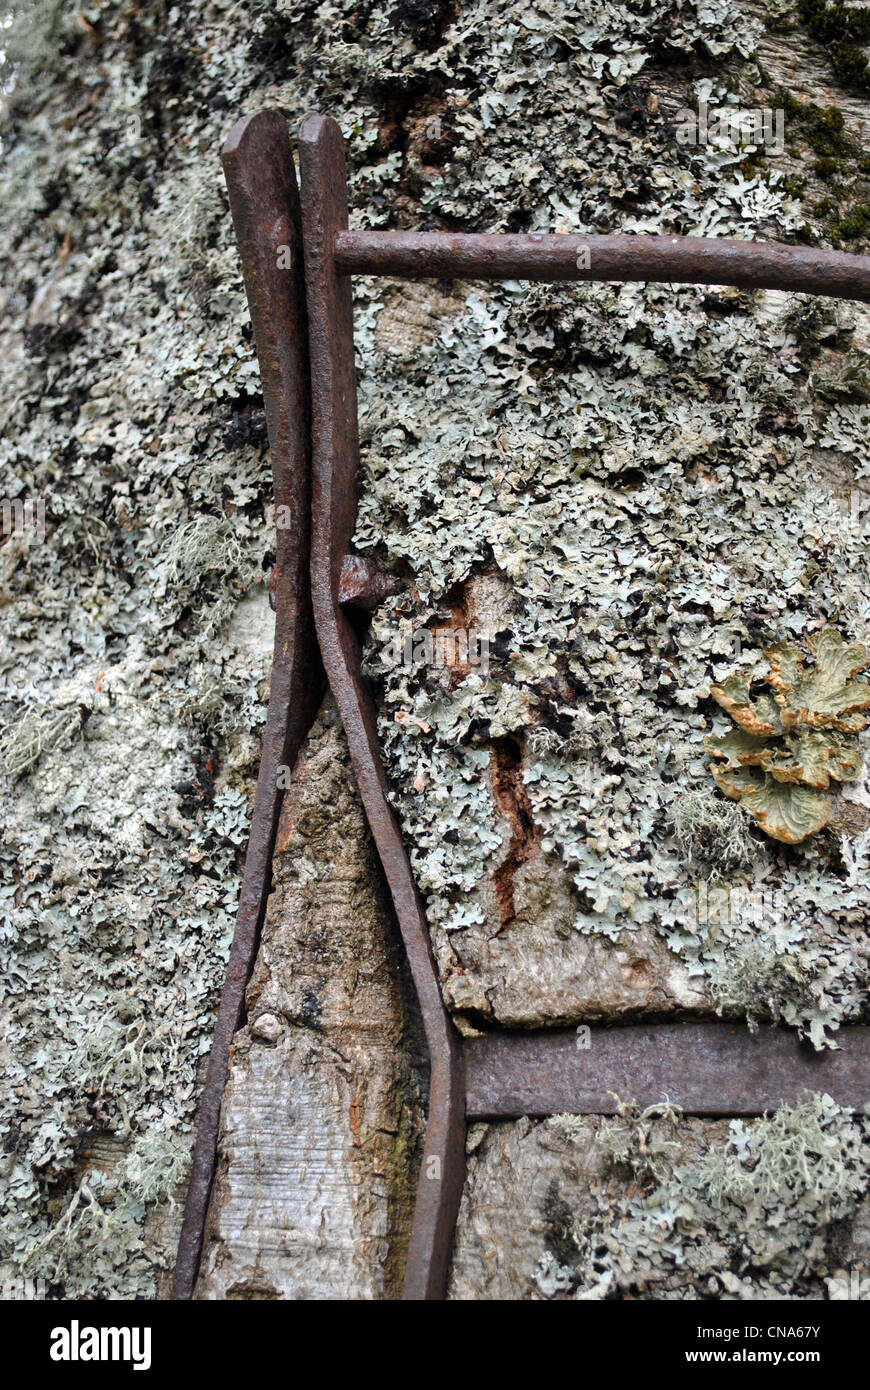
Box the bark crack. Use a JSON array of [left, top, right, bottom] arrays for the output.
[[489, 736, 543, 932]]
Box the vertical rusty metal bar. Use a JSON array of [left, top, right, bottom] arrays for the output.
[[297, 113, 466, 1302], [173, 110, 324, 1300]]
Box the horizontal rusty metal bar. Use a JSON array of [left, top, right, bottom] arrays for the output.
[[464, 1023, 870, 1119], [334, 231, 870, 302]]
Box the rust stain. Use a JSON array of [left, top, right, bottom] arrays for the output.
[[273, 784, 298, 857], [490, 736, 543, 931]]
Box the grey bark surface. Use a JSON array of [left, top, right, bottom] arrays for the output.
[[197, 699, 422, 1299]]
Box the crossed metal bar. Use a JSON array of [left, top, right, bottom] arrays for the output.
[[173, 109, 870, 1302]]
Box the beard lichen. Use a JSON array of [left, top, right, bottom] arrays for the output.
[[668, 785, 757, 870], [0, 701, 86, 781], [705, 629, 870, 842]]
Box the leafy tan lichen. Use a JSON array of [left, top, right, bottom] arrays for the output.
[[705, 629, 870, 841]]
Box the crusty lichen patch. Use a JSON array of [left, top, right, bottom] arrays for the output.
[[0, 0, 284, 1294], [348, 1, 870, 1044]]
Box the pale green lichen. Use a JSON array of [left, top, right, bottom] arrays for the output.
[[20, 1130, 189, 1295], [0, 704, 83, 780], [668, 785, 757, 870], [162, 514, 255, 639], [347, 2, 870, 1041], [539, 1093, 870, 1299]]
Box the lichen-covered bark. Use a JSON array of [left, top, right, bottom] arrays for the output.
[[449, 1099, 870, 1300], [1, 0, 868, 1299]]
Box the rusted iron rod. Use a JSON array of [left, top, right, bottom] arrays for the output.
[[465, 1023, 870, 1120], [334, 230, 870, 302], [172, 111, 324, 1301], [298, 113, 466, 1304]]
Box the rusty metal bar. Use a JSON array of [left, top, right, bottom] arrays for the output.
[[334, 230, 870, 302], [172, 111, 324, 1301], [297, 113, 466, 1304], [465, 1024, 870, 1120]]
